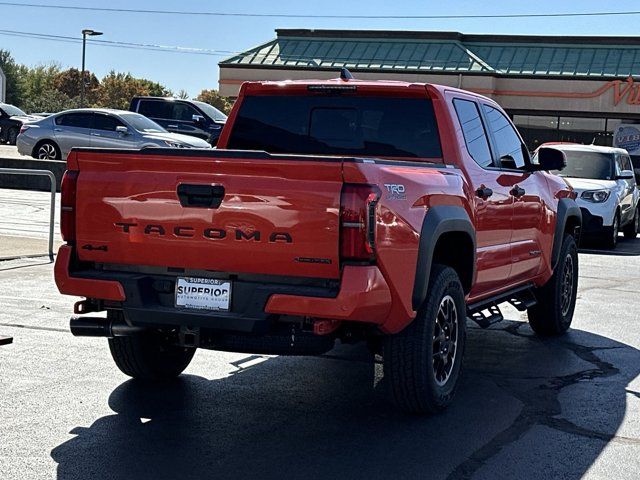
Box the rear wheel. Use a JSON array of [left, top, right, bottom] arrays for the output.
[[7, 127, 18, 145], [107, 312, 195, 380], [34, 141, 60, 160], [623, 207, 639, 239], [528, 234, 578, 336], [383, 264, 466, 414]]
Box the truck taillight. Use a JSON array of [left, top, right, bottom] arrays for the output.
[[340, 184, 380, 262], [60, 170, 79, 243]]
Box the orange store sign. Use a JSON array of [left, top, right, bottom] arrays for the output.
[[472, 76, 640, 106], [610, 77, 640, 105]]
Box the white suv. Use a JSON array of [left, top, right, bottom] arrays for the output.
[[541, 144, 639, 248]]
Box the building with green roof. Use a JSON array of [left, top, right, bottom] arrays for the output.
[[219, 29, 640, 151]]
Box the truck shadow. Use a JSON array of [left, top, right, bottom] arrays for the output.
[[51, 321, 640, 480], [579, 236, 640, 256]]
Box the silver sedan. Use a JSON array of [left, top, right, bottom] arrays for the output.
[[17, 108, 212, 160]]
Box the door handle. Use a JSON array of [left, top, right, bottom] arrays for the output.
[[167, 125, 179, 129], [54, 128, 63, 132], [91, 132, 101, 137], [475, 186, 493, 199], [510, 186, 526, 198], [177, 184, 225, 208]]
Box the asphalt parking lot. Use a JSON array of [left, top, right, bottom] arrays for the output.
[[1, 190, 640, 479], [0, 144, 30, 159]]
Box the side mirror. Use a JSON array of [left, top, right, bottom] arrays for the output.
[[192, 114, 205, 124], [535, 147, 567, 171], [617, 169, 634, 180], [500, 155, 517, 169], [116, 126, 129, 135]]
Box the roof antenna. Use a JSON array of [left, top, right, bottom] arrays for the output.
[[340, 67, 354, 81]]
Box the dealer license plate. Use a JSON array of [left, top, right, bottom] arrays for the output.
[[175, 277, 231, 311]]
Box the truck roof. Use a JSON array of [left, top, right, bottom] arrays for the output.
[[240, 77, 490, 101]]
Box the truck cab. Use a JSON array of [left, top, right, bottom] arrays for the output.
[[130, 97, 227, 146]]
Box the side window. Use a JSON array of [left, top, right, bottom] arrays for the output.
[[622, 155, 633, 172], [453, 99, 493, 167], [481, 105, 527, 169], [172, 103, 200, 122], [55, 113, 93, 129], [93, 114, 124, 132], [137, 100, 171, 119]]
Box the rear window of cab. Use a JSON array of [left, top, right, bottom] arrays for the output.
[[227, 95, 442, 159]]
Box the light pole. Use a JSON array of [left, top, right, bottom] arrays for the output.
[[81, 29, 103, 107]]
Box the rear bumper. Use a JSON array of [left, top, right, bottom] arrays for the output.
[[55, 245, 391, 334]]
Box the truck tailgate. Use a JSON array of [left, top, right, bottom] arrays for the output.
[[72, 150, 342, 279]]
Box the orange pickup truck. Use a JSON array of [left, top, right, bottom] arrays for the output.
[[55, 73, 581, 413]]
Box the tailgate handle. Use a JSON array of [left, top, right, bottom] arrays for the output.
[[177, 184, 225, 208]]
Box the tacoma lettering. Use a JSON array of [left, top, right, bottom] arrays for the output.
[[115, 223, 292, 243]]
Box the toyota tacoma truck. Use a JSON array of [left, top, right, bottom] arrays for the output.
[[55, 72, 582, 414]]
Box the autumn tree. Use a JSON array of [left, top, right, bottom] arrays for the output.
[[96, 71, 171, 110], [54, 68, 99, 104], [195, 89, 233, 115]]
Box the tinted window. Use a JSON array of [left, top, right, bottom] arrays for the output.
[[553, 151, 615, 180], [172, 103, 200, 122], [55, 113, 94, 129], [622, 155, 633, 171], [193, 101, 227, 122], [228, 96, 442, 159], [137, 100, 172, 119], [453, 99, 493, 167], [93, 114, 124, 132], [482, 105, 527, 169], [1, 104, 27, 116]]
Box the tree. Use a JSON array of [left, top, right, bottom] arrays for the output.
[[22, 88, 78, 113], [54, 68, 99, 104], [19, 63, 61, 103], [0, 49, 25, 106], [96, 71, 171, 110], [176, 89, 189, 100], [195, 89, 233, 115]]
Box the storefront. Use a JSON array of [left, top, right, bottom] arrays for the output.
[[219, 29, 640, 155]]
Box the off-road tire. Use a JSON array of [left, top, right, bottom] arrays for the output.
[[623, 207, 639, 239], [7, 127, 18, 145], [107, 312, 195, 380], [383, 264, 466, 415], [602, 214, 620, 249], [528, 234, 578, 336]]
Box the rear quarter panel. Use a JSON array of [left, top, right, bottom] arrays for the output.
[[344, 161, 470, 333]]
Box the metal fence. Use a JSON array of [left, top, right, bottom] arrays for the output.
[[0, 168, 56, 260]]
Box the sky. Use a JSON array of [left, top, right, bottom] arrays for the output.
[[1, 0, 640, 97]]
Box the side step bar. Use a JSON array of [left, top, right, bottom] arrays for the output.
[[467, 285, 537, 328]]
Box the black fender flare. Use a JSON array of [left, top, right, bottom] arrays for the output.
[[412, 205, 476, 311], [551, 198, 582, 269]]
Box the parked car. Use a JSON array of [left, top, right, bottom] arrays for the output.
[[0, 103, 43, 145], [536, 144, 639, 248], [56, 74, 582, 415], [130, 97, 227, 145], [16, 108, 211, 160]]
